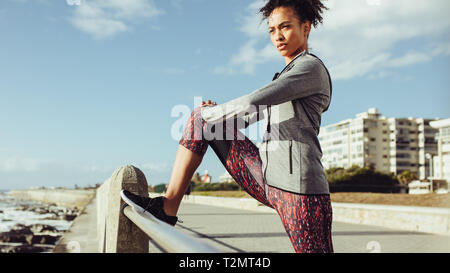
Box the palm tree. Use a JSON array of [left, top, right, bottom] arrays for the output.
[[397, 171, 418, 185]]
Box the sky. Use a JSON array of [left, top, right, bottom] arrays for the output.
[[0, 0, 449, 190]]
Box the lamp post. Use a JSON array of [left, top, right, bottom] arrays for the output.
[[425, 153, 433, 193]]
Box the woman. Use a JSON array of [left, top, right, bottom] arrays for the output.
[[122, 0, 333, 253]]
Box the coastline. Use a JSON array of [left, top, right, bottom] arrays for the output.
[[0, 189, 95, 253], [8, 189, 95, 210]]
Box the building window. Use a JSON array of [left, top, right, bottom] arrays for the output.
[[396, 153, 411, 159]]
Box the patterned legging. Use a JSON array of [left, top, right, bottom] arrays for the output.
[[179, 107, 334, 253]]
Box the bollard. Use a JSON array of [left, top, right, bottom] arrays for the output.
[[104, 165, 149, 253]]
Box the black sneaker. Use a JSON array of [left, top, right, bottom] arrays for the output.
[[120, 190, 179, 226]]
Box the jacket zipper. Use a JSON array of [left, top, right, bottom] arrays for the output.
[[289, 140, 293, 174]]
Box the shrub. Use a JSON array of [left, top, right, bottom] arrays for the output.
[[326, 165, 402, 193], [192, 181, 241, 192], [152, 183, 167, 193]]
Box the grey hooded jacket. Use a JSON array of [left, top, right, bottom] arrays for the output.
[[201, 50, 332, 194]]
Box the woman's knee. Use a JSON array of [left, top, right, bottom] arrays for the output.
[[190, 106, 205, 122]]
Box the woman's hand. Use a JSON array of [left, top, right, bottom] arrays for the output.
[[200, 100, 217, 107]]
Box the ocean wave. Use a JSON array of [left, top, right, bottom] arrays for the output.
[[0, 193, 72, 233]]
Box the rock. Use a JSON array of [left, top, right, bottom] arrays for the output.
[[0, 224, 60, 246], [0, 202, 80, 253], [1, 224, 33, 245], [15, 205, 30, 211], [31, 234, 60, 245], [41, 215, 60, 220], [10, 224, 32, 234], [29, 224, 59, 234], [0, 244, 50, 253], [29, 207, 50, 214], [0, 231, 34, 245], [63, 214, 77, 221]]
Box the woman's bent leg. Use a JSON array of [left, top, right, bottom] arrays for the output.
[[267, 187, 334, 253], [209, 129, 273, 209], [177, 106, 273, 209]]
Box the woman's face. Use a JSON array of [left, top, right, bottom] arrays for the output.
[[268, 6, 310, 64]]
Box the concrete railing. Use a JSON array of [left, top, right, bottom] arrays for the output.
[[331, 202, 450, 236], [96, 165, 220, 253]]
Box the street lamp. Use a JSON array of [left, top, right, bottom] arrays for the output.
[[425, 153, 433, 193]]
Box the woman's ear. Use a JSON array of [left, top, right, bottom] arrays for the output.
[[304, 21, 311, 39]]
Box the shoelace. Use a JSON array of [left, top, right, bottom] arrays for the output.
[[141, 195, 155, 213], [141, 195, 182, 224]]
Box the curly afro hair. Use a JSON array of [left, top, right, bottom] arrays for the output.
[[259, 0, 329, 28]]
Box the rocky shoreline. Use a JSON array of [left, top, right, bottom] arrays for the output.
[[0, 197, 81, 253]]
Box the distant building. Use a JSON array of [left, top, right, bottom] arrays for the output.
[[219, 171, 235, 183], [408, 180, 432, 194], [430, 118, 450, 184], [319, 108, 440, 179], [201, 170, 212, 183]]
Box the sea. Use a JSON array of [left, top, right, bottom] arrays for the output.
[[0, 189, 72, 233]]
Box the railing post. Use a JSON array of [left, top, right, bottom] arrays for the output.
[[97, 178, 110, 253], [104, 165, 149, 253]]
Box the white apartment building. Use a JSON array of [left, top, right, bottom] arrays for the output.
[[388, 117, 439, 179], [219, 171, 235, 183], [319, 108, 440, 179], [430, 118, 450, 182]]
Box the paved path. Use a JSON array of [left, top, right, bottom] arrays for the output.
[[53, 196, 98, 253], [147, 202, 450, 253], [53, 196, 450, 253]]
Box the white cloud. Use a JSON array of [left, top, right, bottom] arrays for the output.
[[430, 43, 450, 56], [0, 156, 116, 176], [217, 0, 450, 80], [386, 51, 432, 68], [312, 0, 450, 80], [214, 0, 279, 75], [8, 0, 51, 4], [0, 157, 43, 172], [138, 162, 170, 173], [69, 0, 164, 39]]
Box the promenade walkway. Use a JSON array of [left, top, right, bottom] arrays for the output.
[[54, 196, 450, 253], [160, 202, 450, 253], [53, 196, 98, 253]]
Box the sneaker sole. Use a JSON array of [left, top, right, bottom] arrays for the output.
[[120, 190, 164, 224]]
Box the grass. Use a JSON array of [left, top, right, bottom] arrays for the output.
[[191, 191, 450, 208], [330, 192, 450, 208], [191, 191, 251, 198]]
